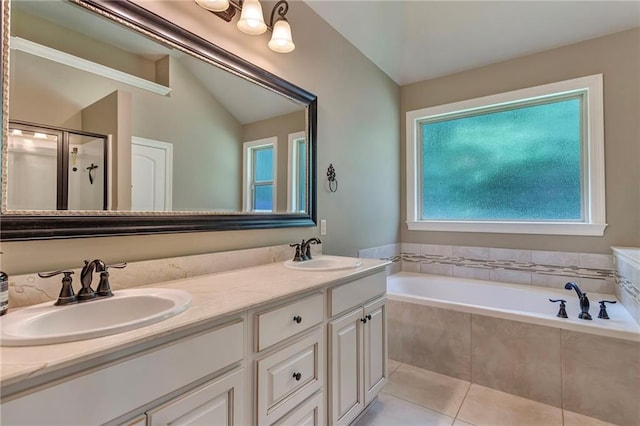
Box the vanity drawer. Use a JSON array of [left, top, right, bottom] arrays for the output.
[[328, 271, 386, 317], [256, 293, 323, 351], [257, 329, 324, 425], [272, 391, 325, 426]]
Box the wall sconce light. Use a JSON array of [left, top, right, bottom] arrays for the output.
[[195, 0, 295, 53]]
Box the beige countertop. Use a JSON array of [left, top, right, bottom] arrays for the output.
[[0, 257, 388, 391]]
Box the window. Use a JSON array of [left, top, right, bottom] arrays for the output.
[[287, 131, 306, 212], [243, 137, 277, 212], [406, 74, 606, 235]]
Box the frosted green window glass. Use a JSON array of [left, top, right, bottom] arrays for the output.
[[420, 97, 582, 221]]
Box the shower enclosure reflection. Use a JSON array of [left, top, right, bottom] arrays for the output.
[[7, 122, 107, 211]]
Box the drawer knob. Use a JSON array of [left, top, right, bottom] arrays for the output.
[[293, 372, 302, 381], [293, 315, 303, 324]]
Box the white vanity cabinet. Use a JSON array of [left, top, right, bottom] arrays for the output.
[[146, 367, 245, 425], [0, 319, 245, 426], [253, 293, 325, 425], [0, 259, 390, 426], [327, 272, 387, 426]]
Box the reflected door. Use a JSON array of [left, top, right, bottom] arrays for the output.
[[131, 137, 173, 211]]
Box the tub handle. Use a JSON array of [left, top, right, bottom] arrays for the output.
[[549, 299, 568, 319], [597, 300, 616, 319]]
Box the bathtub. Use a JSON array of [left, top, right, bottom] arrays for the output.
[[386, 272, 640, 425], [387, 272, 640, 342]]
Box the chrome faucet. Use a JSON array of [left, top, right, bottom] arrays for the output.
[[300, 238, 321, 260], [565, 282, 592, 320]]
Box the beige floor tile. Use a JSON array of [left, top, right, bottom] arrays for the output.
[[382, 363, 470, 417], [457, 384, 562, 426], [388, 358, 402, 376], [563, 410, 617, 426], [354, 393, 454, 426], [452, 419, 475, 426]]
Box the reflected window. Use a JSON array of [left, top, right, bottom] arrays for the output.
[[287, 131, 306, 212], [243, 137, 277, 212]]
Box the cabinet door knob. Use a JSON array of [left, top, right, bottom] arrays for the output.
[[366, 314, 372, 320], [293, 372, 302, 381], [293, 315, 302, 324], [360, 317, 367, 323]]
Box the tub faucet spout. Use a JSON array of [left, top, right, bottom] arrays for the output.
[[565, 282, 592, 320]]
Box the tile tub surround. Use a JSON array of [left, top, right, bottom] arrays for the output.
[[612, 247, 640, 325], [387, 300, 640, 425], [7, 243, 322, 309], [358, 243, 402, 275], [400, 243, 615, 293]]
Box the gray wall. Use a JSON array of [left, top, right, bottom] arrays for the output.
[[2, 1, 401, 274], [400, 28, 640, 253]]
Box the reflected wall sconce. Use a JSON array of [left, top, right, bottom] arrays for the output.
[[195, 0, 295, 53]]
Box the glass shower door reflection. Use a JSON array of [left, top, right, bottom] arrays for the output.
[[7, 126, 61, 210], [6, 122, 108, 211], [67, 133, 106, 210]]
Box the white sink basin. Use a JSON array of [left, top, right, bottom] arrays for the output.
[[0, 288, 191, 346], [284, 255, 363, 271]]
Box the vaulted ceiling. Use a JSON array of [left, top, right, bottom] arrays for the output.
[[305, 1, 640, 85]]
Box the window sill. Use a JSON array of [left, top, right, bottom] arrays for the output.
[[406, 221, 607, 236]]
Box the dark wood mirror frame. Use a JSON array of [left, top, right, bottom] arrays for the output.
[[0, 0, 317, 241]]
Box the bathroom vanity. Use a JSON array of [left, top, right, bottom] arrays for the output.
[[0, 257, 388, 425]]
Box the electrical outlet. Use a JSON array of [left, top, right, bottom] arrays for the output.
[[320, 219, 327, 235]]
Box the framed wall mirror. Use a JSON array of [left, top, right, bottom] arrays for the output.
[[0, 0, 317, 241]]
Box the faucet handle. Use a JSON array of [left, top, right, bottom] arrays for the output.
[[106, 262, 127, 269], [597, 300, 617, 319], [38, 270, 77, 306], [549, 299, 568, 318], [95, 263, 127, 298], [289, 243, 306, 262]]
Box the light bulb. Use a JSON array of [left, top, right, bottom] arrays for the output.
[[236, 0, 267, 35], [194, 0, 230, 12], [268, 19, 295, 53]]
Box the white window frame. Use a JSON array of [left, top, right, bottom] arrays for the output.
[[287, 131, 306, 213], [242, 137, 277, 212], [406, 74, 606, 236]]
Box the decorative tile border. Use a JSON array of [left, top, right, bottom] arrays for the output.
[[359, 243, 615, 294], [400, 251, 614, 281], [612, 248, 640, 325]]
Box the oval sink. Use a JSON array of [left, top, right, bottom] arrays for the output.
[[284, 255, 363, 271], [0, 288, 191, 346]]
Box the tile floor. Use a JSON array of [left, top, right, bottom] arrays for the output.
[[354, 359, 617, 426]]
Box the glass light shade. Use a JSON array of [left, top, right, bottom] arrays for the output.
[[236, 0, 267, 35], [268, 19, 295, 53], [194, 0, 230, 12]]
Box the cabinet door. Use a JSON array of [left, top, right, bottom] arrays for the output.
[[147, 368, 244, 426], [328, 307, 364, 426], [363, 297, 387, 405]]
